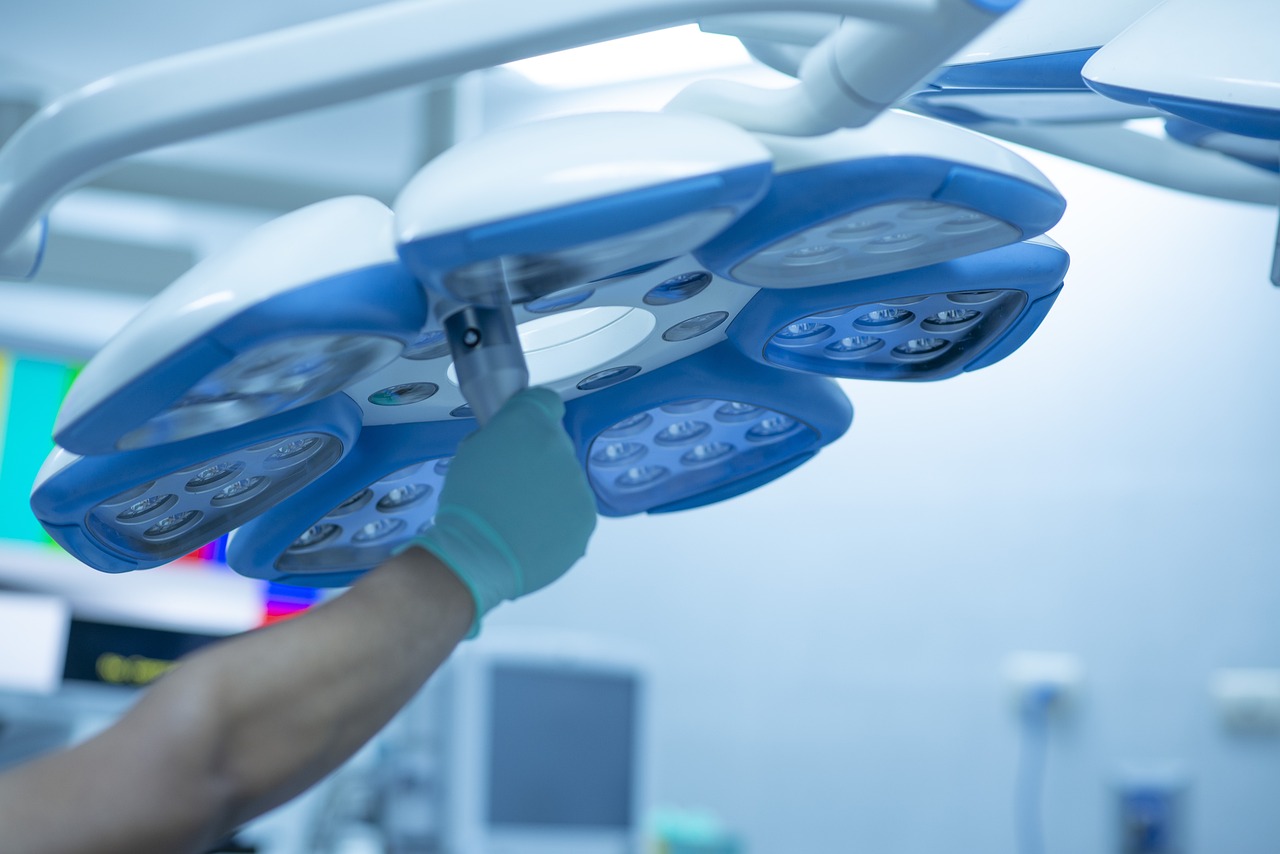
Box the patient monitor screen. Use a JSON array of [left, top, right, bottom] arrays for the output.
[[487, 664, 637, 829]]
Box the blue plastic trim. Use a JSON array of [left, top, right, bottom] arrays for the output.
[[928, 48, 1097, 92], [31, 394, 364, 574], [397, 163, 772, 294], [563, 342, 852, 517], [228, 419, 475, 586], [650, 451, 815, 514], [965, 0, 1021, 12], [55, 260, 427, 456], [725, 240, 1069, 381], [964, 284, 1064, 372], [1084, 79, 1280, 140], [695, 158, 1064, 283]]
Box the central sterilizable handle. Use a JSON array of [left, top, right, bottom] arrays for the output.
[[443, 299, 530, 426]]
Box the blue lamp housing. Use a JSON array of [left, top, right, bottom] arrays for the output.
[[563, 343, 853, 517], [725, 239, 1068, 381], [227, 419, 475, 587], [32, 394, 364, 573], [694, 150, 1064, 290]]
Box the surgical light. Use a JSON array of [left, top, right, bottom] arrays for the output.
[[52, 196, 427, 456], [31, 395, 363, 573], [227, 420, 474, 587], [1082, 0, 1280, 141], [564, 343, 851, 517], [726, 239, 1068, 381], [1163, 119, 1280, 174], [695, 110, 1064, 289]]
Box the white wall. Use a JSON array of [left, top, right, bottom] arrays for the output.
[[484, 151, 1280, 853]]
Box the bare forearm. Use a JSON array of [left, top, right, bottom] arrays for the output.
[[183, 547, 472, 825], [0, 547, 471, 854]]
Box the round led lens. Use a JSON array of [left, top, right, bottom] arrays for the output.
[[400, 330, 451, 361], [773, 321, 834, 345], [923, 309, 980, 329], [352, 517, 406, 544], [369, 383, 439, 406], [600, 412, 653, 438], [377, 484, 433, 512], [937, 212, 997, 234], [266, 437, 321, 463], [577, 365, 641, 391], [654, 420, 711, 446], [185, 462, 244, 492], [433, 459, 452, 477], [948, 290, 1003, 305], [863, 232, 928, 254], [662, 399, 711, 415], [853, 308, 914, 330], [143, 510, 202, 540], [591, 441, 647, 467], [825, 335, 884, 358], [681, 442, 735, 466], [328, 488, 373, 517], [662, 311, 728, 342], [643, 272, 711, 306], [829, 219, 891, 240], [526, 289, 594, 314], [614, 466, 668, 490], [715, 402, 762, 423], [289, 523, 341, 552], [892, 337, 949, 360], [747, 415, 798, 442], [782, 245, 845, 266], [898, 201, 953, 220], [116, 493, 177, 522], [210, 476, 269, 506]]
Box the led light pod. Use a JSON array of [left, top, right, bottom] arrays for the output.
[[227, 419, 474, 587], [31, 395, 363, 573], [726, 239, 1068, 381], [1083, 0, 1280, 140], [54, 197, 427, 456], [696, 110, 1064, 290], [394, 112, 772, 306], [564, 343, 851, 517], [906, 0, 1162, 124]]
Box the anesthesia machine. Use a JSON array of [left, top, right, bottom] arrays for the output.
[[1, 0, 1275, 585]]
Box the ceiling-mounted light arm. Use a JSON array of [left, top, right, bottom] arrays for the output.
[[0, 0, 941, 265], [665, 0, 1021, 135]]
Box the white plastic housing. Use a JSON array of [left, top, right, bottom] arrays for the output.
[[947, 0, 1160, 65], [54, 197, 401, 436], [1083, 0, 1280, 114], [1003, 651, 1082, 713], [394, 111, 771, 243], [757, 108, 1057, 187]]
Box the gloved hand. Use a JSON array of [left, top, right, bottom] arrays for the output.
[[407, 387, 597, 635]]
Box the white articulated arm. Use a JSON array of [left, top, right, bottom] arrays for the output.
[[0, 0, 949, 262], [666, 0, 1020, 135]]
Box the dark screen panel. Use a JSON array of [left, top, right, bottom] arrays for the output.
[[487, 664, 636, 828]]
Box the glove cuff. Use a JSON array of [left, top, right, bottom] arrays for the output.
[[401, 505, 524, 637]]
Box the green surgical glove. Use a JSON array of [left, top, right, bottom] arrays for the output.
[[408, 387, 597, 635]]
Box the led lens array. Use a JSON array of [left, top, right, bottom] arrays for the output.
[[763, 289, 1027, 380], [120, 333, 403, 451], [587, 398, 817, 515], [84, 432, 344, 562], [729, 201, 1019, 289], [274, 456, 453, 575]]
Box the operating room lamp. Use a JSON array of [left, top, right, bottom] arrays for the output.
[[5, 0, 1088, 583]]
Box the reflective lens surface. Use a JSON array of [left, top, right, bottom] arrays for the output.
[[730, 200, 1020, 288], [118, 334, 402, 451]]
